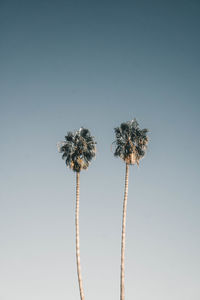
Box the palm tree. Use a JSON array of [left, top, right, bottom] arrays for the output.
[[113, 118, 149, 300], [57, 127, 96, 300]]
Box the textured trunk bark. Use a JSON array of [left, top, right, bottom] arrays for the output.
[[120, 163, 129, 300], [75, 171, 85, 300]]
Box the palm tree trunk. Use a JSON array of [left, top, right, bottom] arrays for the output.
[[75, 171, 85, 300], [120, 163, 129, 300]]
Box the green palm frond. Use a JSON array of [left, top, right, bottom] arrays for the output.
[[58, 127, 96, 172], [113, 118, 149, 165]]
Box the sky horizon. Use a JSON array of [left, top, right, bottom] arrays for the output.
[[1, 1, 200, 300]]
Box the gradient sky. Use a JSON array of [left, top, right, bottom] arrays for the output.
[[0, 1, 200, 299]]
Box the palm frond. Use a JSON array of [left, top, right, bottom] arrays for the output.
[[58, 127, 96, 172], [113, 118, 149, 165]]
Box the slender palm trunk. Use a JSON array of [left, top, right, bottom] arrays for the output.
[[75, 171, 85, 300], [120, 163, 129, 300]]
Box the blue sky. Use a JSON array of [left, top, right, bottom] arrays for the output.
[[0, 1, 200, 299]]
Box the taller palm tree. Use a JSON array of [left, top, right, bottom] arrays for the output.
[[57, 127, 96, 300], [113, 119, 149, 300]]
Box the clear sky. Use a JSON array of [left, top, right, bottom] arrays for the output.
[[0, 1, 200, 299]]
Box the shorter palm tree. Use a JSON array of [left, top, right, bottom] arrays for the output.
[[113, 118, 149, 300], [57, 127, 96, 300]]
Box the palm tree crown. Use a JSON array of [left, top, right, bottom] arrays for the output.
[[113, 118, 148, 165], [57, 127, 96, 172]]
